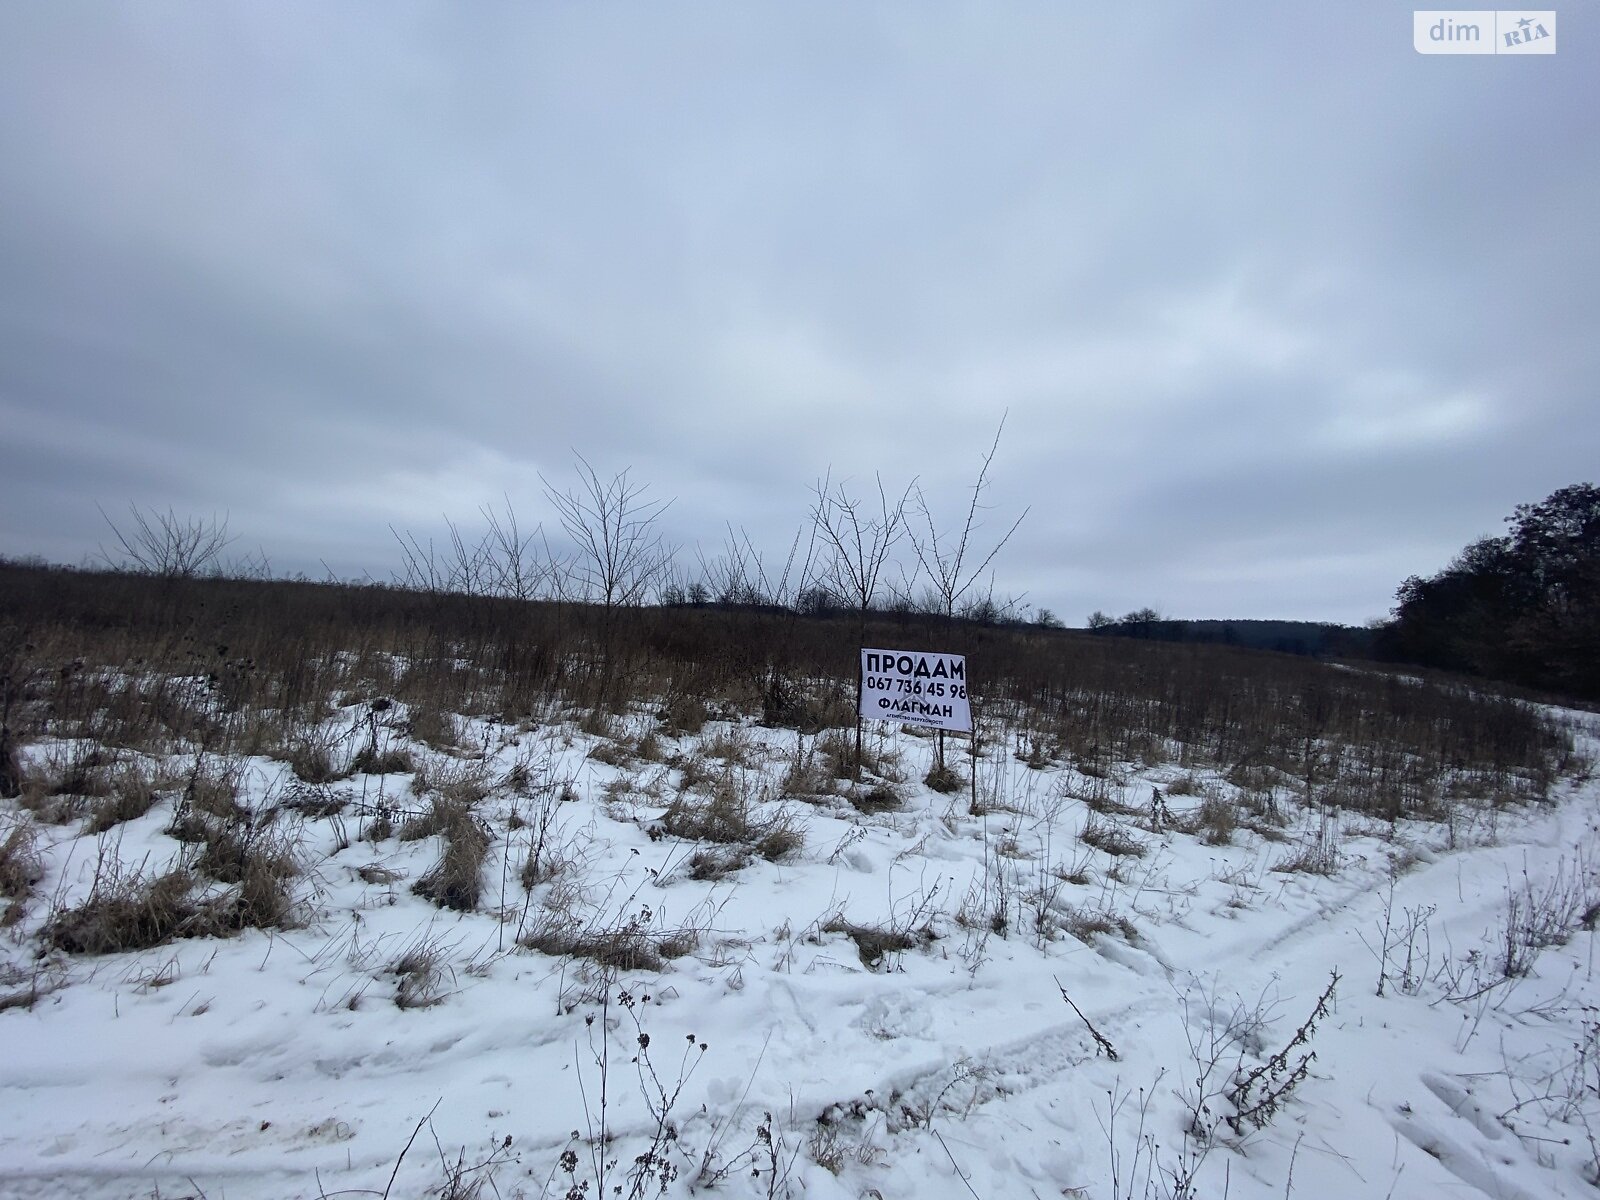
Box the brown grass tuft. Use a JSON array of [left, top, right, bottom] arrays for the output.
[[392, 936, 456, 1009], [686, 846, 752, 880], [85, 763, 169, 834], [282, 728, 352, 784], [351, 744, 414, 775], [823, 916, 934, 971], [1059, 905, 1139, 945], [411, 799, 491, 911], [659, 774, 804, 862], [850, 783, 903, 814], [521, 919, 668, 973], [658, 695, 709, 735], [405, 705, 459, 751], [1273, 837, 1341, 875], [1, 821, 44, 923], [410, 756, 490, 809], [1189, 794, 1239, 846], [45, 866, 200, 955], [1079, 812, 1149, 858]]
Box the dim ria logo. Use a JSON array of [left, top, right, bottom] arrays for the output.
[[1415, 10, 1556, 53]]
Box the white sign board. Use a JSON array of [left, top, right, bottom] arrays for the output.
[[859, 648, 972, 733]]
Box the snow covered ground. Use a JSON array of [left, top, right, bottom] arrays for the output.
[[3, 697, 1599, 1200]]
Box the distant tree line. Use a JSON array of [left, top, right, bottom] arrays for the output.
[[1375, 483, 1600, 700], [51, 464, 1600, 702], [1084, 609, 1376, 659]]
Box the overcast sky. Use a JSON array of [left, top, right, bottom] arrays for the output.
[[1, 3, 1594, 624]]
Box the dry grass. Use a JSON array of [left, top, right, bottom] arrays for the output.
[[189, 814, 300, 930], [406, 706, 459, 752], [1058, 905, 1138, 946], [1079, 812, 1149, 858], [634, 729, 666, 762], [412, 800, 491, 912], [0, 560, 1581, 994], [45, 743, 116, 799], [1016, 737, 1055, 770], [357, 862, 403, 885], [0, 728, 23, 801], [411, 756, 491, 809], [808, 1123, 883, 1175], [220, 843, 300, 930], [45, 866, 200, 955], [1273, 837, 1342, 875], [816, 729, 900, 782], [85, 762, 170, 834], [658, 694, 709, 735], [700, 726, 756, 766], [686, 846, 751, 881], [405, 749, 494, 910], [850, 783, 903, 814], [182, 759, 247, 821], [1059, 865, 1094, 889], [281, 781, 348, 818], [823, 916, 935, 971], [759, 678, 854, 733], [193, 815, 290, 883], [1075, 778, 1141, 816], [1166, 772, 1203, 797], [519, 823, 580, 890], [658, 773, 804, 863], [280, 726, 353, 784], [363, 806, 396, 842], [0, 558, 1569, 809], [587, 740, 627, 767], [16, 742, 111, 823], [1189, 794, 1239, 846], [0, 820, 44, 923], [520, 914, 684, 973], [778, 747, 835, 800], [392, 935, 456, 1009], [673, 752, 716, 792], [577, 708, 619, 740], [351, 744, 414, 775]]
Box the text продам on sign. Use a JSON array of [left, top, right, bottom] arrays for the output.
[[859, 648, 973, 733]]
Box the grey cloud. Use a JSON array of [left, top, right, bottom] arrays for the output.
[[1, 3, 1595, 622]]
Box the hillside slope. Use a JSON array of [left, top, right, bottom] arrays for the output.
[[2, 675, 1598, 1199]]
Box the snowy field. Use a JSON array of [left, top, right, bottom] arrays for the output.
[[3, 692, 1599, 1200]]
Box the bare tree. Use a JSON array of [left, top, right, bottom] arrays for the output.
[[97, 503, 235, 579], [695, 522, 819, 609], [391, 526, 446, 593], [696, 525, 767, 606], [445, 517, 494, 597], [481, 497, 564, 602], [692, 522, 828, 727], [393, 501, 566, 602], [541, 456, 676, 664], [907, 416, 1028, 770], [810, 471, 913, 778], [908, 415, 1029, 623], [227, 546, 273, 580], [810, 471, 913, 637]]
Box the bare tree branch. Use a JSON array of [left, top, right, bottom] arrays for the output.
[[391, 526, 444, 593], [541, 455, 677, 638], [97, 504, 235, 580], [908, 414, 1029, 621], [810, 471, 913, 631], [480, 497, 561, 601]]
